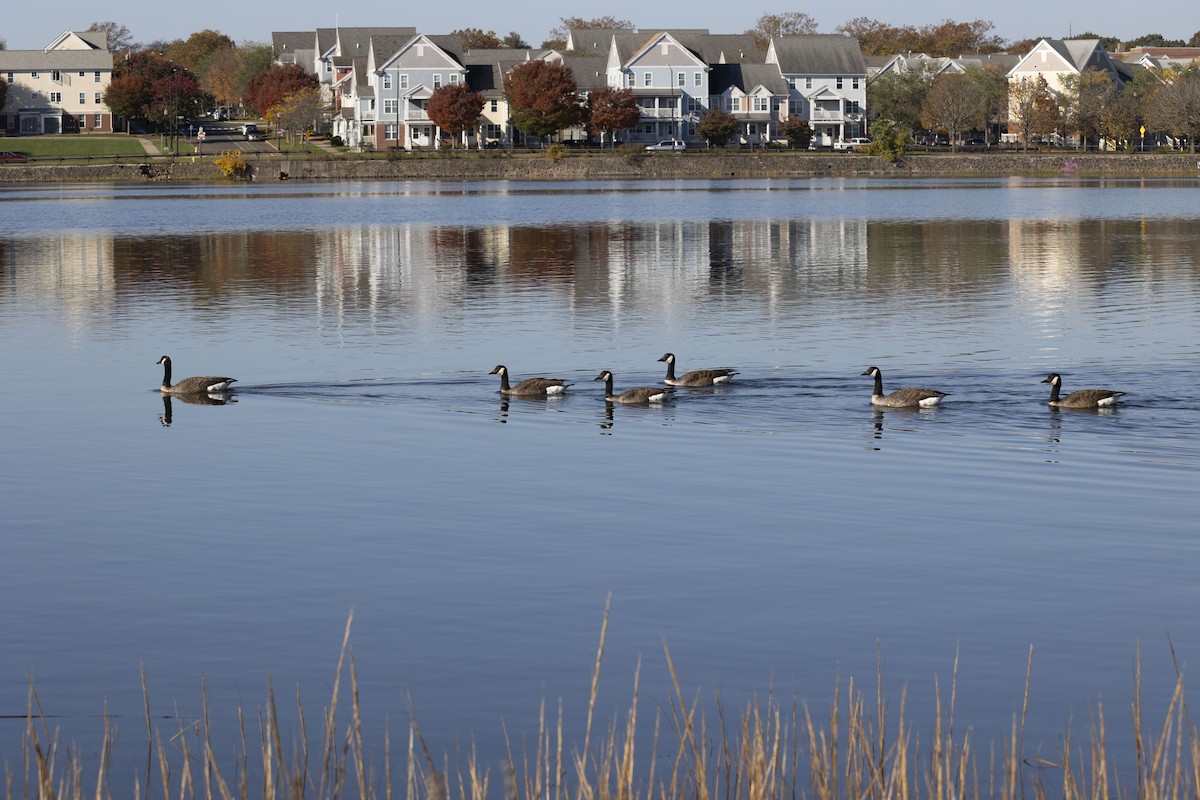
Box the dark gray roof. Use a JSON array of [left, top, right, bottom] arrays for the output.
[[561, 54, 608, 90], [316, 28, 337, 55], [0, 50, 113, 70], [770, 35, 866, 76], [76, 31, 108, 49], [272, 32, 313, 53], [336, 27, 417, 56], [709, 63, 789, 94], [425, 35, 465, 64]]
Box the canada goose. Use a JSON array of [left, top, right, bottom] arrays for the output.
[[1042, 373, 1125, 408], [489, 365, 572, 396], [658, 352, 738, 386], [157, 355, 236, 394], [861, 366, 947, 408], [594, 371, 673, 404]]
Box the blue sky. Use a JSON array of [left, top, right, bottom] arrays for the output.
[[4, 0, 1198, 50]]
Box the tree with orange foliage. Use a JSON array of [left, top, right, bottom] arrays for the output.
[[245, 64, 318, 117]]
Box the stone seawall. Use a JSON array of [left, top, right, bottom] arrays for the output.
[[1, 152, 1198, 183]]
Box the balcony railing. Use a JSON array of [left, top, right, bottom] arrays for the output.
[[811, 109, 845, 121]]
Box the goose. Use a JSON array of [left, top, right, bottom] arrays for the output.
[[157, 355, 236, 394], [594, 371, 674, 404], [489, 365, 572, 396], [861, 366, 947, 408], [1042, 373, 1125, 408], [658, 352, 738, 387]]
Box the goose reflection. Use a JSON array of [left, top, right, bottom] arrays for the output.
[[159, 392, 236, 427]]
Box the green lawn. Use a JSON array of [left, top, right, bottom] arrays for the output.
[[2, 135, 149, 158]]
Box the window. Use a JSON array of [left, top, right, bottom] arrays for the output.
[[805, 77, 812, 89], [490, 99, 498, 112], [383, 73, 392, 89], [385, 123, 397, 140], [852, 78, 860, 89], [94, 71, 101, 82], [433, 74, 442, 89], [677, 72, 685, 87], [694, 72, 701, 87], [384, 99, 397, 114], [79, 71, 86, 77], [753, 96, 768, 112], [399, 74, 408, 89], [49, 92, 61, 103], [95, 92, 101, 104], [52, 70, 61, 81], [731, 97, 741, 111], [94, 113, 102, 127], [449, 73, 460, 85], [643, 72, 652, 87], [32, 71, 39, 79], [79, 92, 86, 104], [5, 72, 12, 82], [836, 77, 843, 89], [369, 99, 375, 110]]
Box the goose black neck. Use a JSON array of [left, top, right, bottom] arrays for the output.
[[161, 359, 172, 388], [1047, 381, 1061, 403], [664, 360, 676, 381], [872, 373, 884, 396], [497, 370, 510, 391], [602, 374, 614, 397]]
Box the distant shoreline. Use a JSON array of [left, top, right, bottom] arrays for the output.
[[1, 152, 1198, 183]]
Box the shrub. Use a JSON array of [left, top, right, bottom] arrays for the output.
[[212, 149, 248, 179], [330, 135, 344, 147], [546, 143, 568, 161]]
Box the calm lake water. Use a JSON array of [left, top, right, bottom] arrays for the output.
[[2, 177, 1199, 787]]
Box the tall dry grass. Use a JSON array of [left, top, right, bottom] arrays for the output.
[[6, 608, 1199, 800]]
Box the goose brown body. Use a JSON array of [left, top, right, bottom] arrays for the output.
[[594, 371, 673, 404], [861, 366, 947, 408], [157, 355, 236, 394], [1042, 373, 1125, 408], [658, 353, 738, 387], [489, 365, 571, 396]]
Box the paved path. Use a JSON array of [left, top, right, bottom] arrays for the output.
[[137, 136, 162, 156]]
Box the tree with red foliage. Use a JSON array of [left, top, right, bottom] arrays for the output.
[[587, 86, 640, 146], [245, 64, 318, 117], [103, 50, 201, 130], [504, 60, 581, 141], [426, 84, 486, 147]]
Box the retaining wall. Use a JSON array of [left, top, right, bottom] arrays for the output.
[[1, 152, 1198, 184]]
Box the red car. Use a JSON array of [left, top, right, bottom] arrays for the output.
[[0, 151, 29, 162]]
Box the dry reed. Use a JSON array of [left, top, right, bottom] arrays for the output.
[[6, 607, 1198, 800]]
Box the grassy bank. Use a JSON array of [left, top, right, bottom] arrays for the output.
[[8, 607, 1198, 800]]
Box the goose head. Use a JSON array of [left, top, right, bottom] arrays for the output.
[[1041, 373, 1062, 386], [594, 371, 614, 382], [157, 355, 172, 366], [861, 366, 881, 378], [657, 353, 676, 364], [489, 365, 508, 376]]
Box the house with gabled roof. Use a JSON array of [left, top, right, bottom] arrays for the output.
[[1006, 39, 1132, 136], [272, 32, 319, 75], [0, 30, 114, 135], [366, 33, 469, 150], [1007, 38, 1128, 98], [709, 63, 790, 145], [766, 35, 867, 147]]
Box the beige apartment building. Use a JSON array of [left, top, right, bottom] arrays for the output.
[[0, 30, 114, 134]]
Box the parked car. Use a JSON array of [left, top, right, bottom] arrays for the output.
[[833, 137, 871, 151], [246, 131, 265, 142], [963, 137, 987, 147], [0, 151, 29, 162], [645, 140, 686, 152]]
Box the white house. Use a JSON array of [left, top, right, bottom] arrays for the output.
[[766, 35, 868, 147]]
